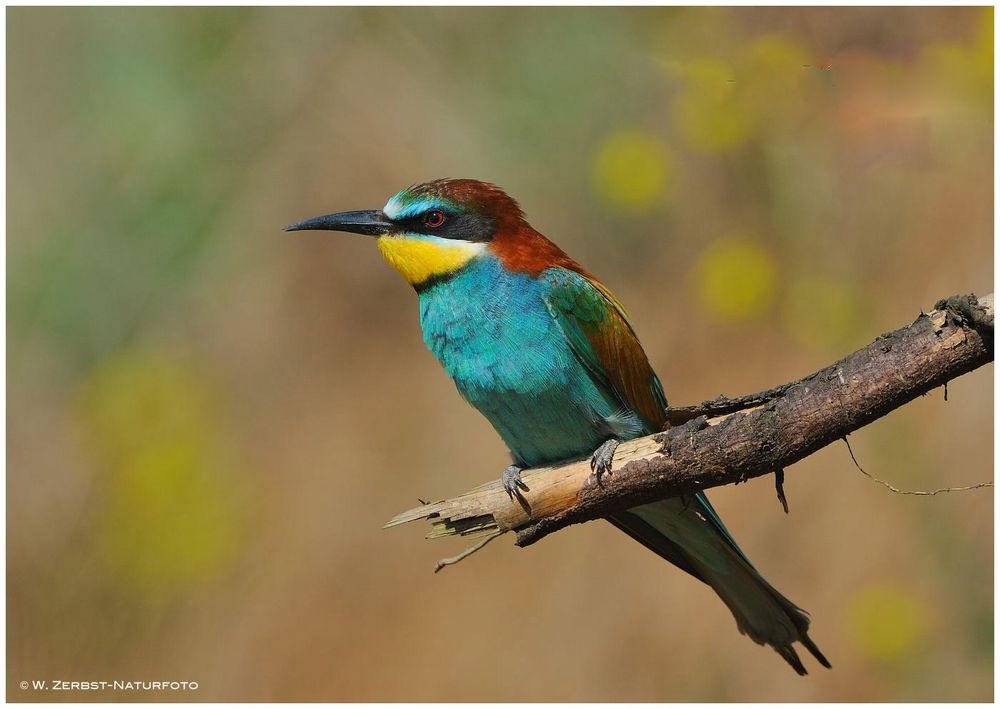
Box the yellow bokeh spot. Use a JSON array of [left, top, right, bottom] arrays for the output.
[[695, 235, 777, 322], [673, 57, 749, 153], [746, 34, 810, 111], [846, 583, 928, 662], [974, 7, 993, 69], [749, 34, 809, 83], [669, 36, 811, 152], [97, 442, 242, 598], [921, 7, 993, 104], [78, 351, 217, 464], [781, 276, 862, 350], [680, 56, 736, 101], [591, 131, 673, 214], [77, 350, 245, 598]]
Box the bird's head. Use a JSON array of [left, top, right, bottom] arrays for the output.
[[285, 178, 570, 289]]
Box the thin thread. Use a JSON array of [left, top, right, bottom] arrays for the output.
[[434, 530, 503, 573], [843, 436, 992, 496]]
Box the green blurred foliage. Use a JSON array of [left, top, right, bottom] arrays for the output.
[[7, 6, 993, 702]]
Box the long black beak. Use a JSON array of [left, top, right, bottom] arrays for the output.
[[283, 209, 393, 236]]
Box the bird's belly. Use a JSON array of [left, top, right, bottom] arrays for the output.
[[460, 372, 625, 467]]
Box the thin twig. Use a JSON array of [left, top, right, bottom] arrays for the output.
[[664, 384, 792, 426], [433, 531, 504, 573], [774, 468, 789, 513], [842, 436, 993, 496]]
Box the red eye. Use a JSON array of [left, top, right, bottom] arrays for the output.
[[424, 210, 446, 228]]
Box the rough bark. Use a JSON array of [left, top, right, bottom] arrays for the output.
[[385, 293, 993, 549]]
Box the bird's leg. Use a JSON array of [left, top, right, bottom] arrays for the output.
[[501, 464, 529, 500], [590, 438, 620, 486]]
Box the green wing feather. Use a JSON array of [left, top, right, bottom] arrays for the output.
[[541, 267, 667, 432]]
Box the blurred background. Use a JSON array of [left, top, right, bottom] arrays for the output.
[[7, 6, 993, 702]]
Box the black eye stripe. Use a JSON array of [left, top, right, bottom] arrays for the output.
[[394, 211, 495, 243]]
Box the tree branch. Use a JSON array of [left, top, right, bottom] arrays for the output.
[[385, 292, 993, 551]]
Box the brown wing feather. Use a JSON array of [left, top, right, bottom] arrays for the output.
[[541, 265, 668, 433], [584, 278, 669, 432]]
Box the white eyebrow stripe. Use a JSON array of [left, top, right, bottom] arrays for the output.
[[383, 194, 452, 221]]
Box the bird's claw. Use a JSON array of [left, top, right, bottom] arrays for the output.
[[589, 438, 620, 486], [501, 465, 528, 499]]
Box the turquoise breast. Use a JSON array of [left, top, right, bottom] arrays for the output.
[[418, 256, 641, 467]]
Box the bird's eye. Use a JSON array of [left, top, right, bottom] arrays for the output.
[[424, 210, 446, 228]]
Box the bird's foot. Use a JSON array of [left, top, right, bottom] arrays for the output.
[[501, 464, 528, 500], [590, 438, 620, 486]]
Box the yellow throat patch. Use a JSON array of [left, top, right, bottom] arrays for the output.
[[376, 234, 484, 286]]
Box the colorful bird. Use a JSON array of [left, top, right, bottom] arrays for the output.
[[286, 178, 830, 674]]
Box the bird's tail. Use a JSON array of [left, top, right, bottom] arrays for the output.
[[608, 494, 830, 675]]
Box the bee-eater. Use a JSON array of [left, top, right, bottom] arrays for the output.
[[287, 178, 830, 674]]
